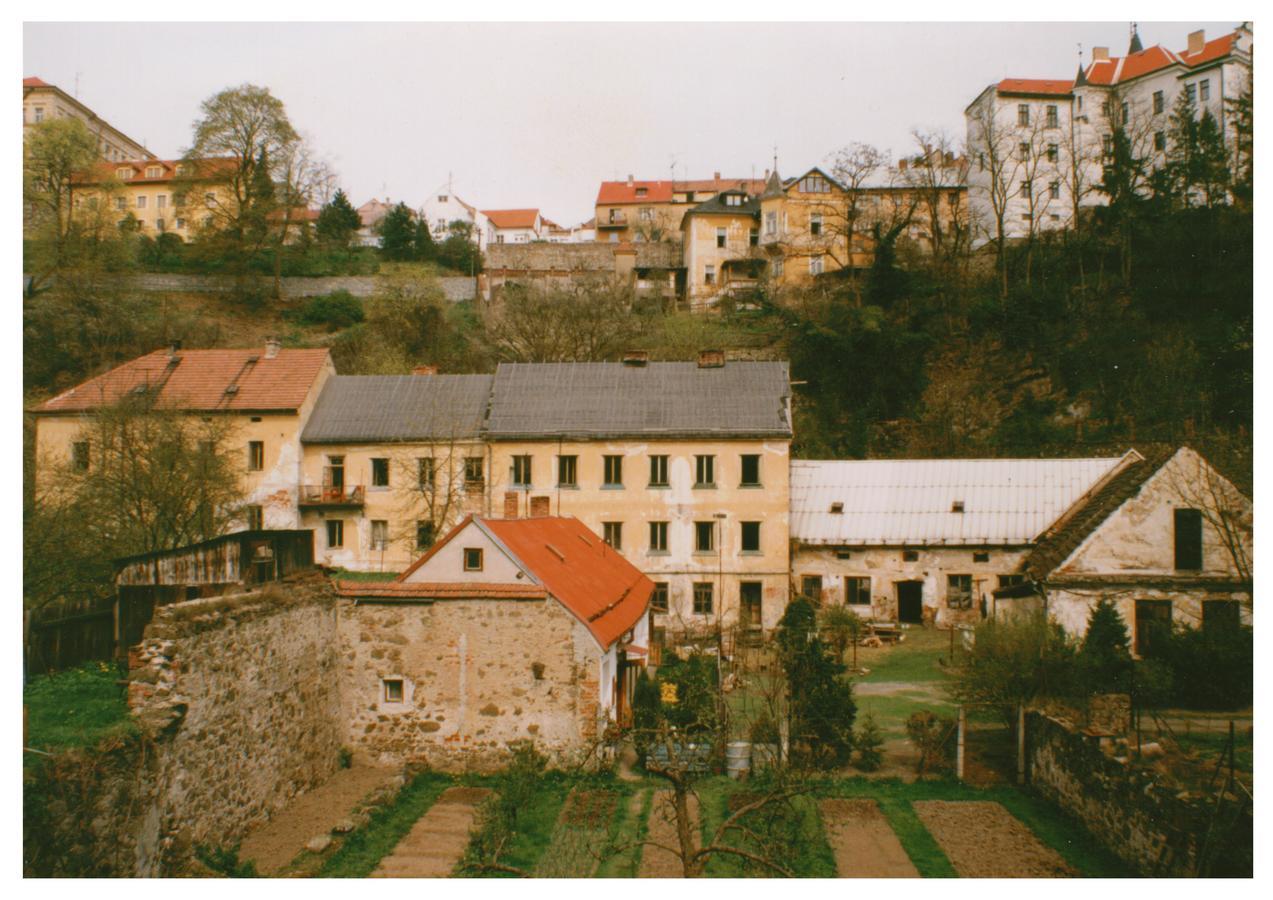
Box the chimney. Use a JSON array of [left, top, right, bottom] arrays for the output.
[[1187, 29, 1205, 55], [503, 491, 520, 519], [898, 158, 909, 171], [412, 364, 439, 376], [622, 350, 649, 367], [264, 338, 281, 359], [713, 171, 721, 180], [697, 349, 725, 369], [627, 174, 634, 186], [167, 340, 182, 361], [529, 496, 550, 518], [1092, 46, 1109, 62]]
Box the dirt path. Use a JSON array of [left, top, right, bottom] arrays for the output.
[[534, 787, 619, 877], [818, 799, 919, 877], [371, 786, 492, 878], [638, 790, 699, 878], [913, 800, 1077, 877], [239, 764, 399, 875]]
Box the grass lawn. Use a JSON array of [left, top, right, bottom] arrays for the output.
[[483, 774, 572, 876], [596, 785, 653, 878], [855, 626, 958, 684], [319, 769, 456, 877], [23, 662, 136, 755]]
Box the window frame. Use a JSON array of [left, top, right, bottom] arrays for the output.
[[71, 440, 90, 472], [511, 454, 533, 488], [648, 454, 669, 488], [800, 575, 823, 605], [740, 521, 761, 554], [1174, 508, 1203, 570], [370, 520, 389, 551], [463, 547, 484, 571], [694, 521, 715, 554], [371, 457, 390, 488], [651, 582, 670, 612], [845, 575, 871, 607], [946, 573, 973, 609], [326, 519, 344, 549], [247, 440, 264, 472], [557, 454, 578, 488], [692, 582, 714, 615], [649, 521, 669, 554], [694, 454, 716, 488], [739, 454, 761, 487], [602, 521, 623, 550], [603, 454, 624, 488]]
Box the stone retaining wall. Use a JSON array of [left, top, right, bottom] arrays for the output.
[[24, 272, 477, 302]]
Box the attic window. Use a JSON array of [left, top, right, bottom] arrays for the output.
[[724, 193, 742, 206], [635, 187, 647, 198], [902, 550, 920, 562], [115, 166, 133, 179], [145, 166, 162, 178], [829, 502, 844, 514], [463, 548, 483, 571], [973, 551, 990, 563], [951, 500, 965, 513]]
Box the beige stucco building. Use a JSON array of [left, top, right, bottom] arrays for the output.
[[23, 76, 154, 162], [70, 158, 238, 242]]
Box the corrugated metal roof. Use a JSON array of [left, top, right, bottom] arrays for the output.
[[790, 457, 1126, 546], [484, 361, 792, 440], [301, 374, 493, 443]]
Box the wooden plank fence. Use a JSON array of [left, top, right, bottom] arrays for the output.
[[25, 596, 117, 676]]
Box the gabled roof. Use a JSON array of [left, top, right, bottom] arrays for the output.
[[484, 361, 792, 440], [996, 78, 1075, 96], [596, 181, 676, 205], [681, 192, 761, 221], [790, 457, 1125, 546], [675, 177, 768, 194], [375, 515, 652, 650], [74, 157, 237, 186], [23, 76, 51, 88], [34, 347, 331, 415], [1021, 447, 1176, 579], [482, 208, 541, 230], [301, 374, 493, 443]]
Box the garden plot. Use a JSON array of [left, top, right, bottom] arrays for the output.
[[639, 790, 699, 878], [818, 799, 918, 877], [371, 786, 491, 878], [912, 800, 1077, 877], [533, 788, 620, 877]]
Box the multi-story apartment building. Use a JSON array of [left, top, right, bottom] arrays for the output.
[[965, 24, 1253, 242], [23, 76, 154, 162], [70, 158, 237, 241], [594, 174, 767, 243], [681, 189, 763, 309]]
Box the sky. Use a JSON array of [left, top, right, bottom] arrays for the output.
[[23, 21, 1240, 227]]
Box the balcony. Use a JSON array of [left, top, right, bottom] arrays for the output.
[[597, 212, 629, 229], [298, 485, 365, 508]]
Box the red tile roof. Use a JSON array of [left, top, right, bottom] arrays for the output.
[[996, 78, 1075, 96], [596, 181, 676, 205], [337, 581, 549, 600], [1083, 31, 1239, 86], [675, 177, 767, 194], [75, 157, 238, 186], [391, 515, 652, 650], [34, 347, 332, 414], [482, 208, 540, 229], [1179, 32, 1238, 68], [23, 76, 51, 88]]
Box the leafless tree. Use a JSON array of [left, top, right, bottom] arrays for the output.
[[484, 281, 642, 362], [904, 130, 971, 266], [966, 96, 1020, 300], [820, 143, 888, 287], [388, 436, 477, 553]]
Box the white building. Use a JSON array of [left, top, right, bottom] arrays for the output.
[[419, 183, 490, 249], [965, 24, 1252, 243], [481, 208, 544, 245]]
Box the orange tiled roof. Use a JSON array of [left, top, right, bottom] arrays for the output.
[[596, 181, 676, 205], [337, 581, 549, 600], [1081, 31, 1239, 87], [996, 78, 1075, 96], [23, 76, 51, 88], [482, 208, 541, 229], [34, 347, 332, 414], [74, 157, 237, 186]]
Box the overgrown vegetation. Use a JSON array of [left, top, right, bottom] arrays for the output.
[[22, 662, 134, 753], [318, 769, 454, 878]]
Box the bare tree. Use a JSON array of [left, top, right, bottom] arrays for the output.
[[822, 143, 887, 281], [966, 94, 1020, 300], [904, 131, 971, 267], [484, 281, 642, 362], [388, 436, 475, 554]]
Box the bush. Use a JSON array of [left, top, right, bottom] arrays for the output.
[[631, 669, 662, 765], [299, 290, 364, 330], [948, 610, 1079, 723], [1077, 597, 1133, 695], [905, 710, 955, 774], [852, 713, 884, 772], [1156, 624, 1253, 710]]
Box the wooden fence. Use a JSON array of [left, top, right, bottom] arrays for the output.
[[25, 596, 117, 676]]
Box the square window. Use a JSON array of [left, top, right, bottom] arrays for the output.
[[740, 454, 761, 486], [371, 520, 389, 550], [558, 455, 577, 487], [694, 521, 715, 553], [383, 679, 404, 703], [740, 521, 760, 553], [845, 576, 871, 606], [651, 582, 669, 612], [326, 519, 344, 548], [947, 574, 973, 609], [603, 522, 622, 550], [649, 521, 668, 553], [603, 455, 623, 488], [463, 547, 483, 570], [247, 441, 264, 471], [511, 454, 532, 487], [801, 575, 823, 605], [416, 520, 435, 550], [694, 454, 715, 487], [245, 505, 264, 531], [71, 441, 89, 472], [371, 457, 390, 487], [692, 582, 714, 615], [649, 455, 669, 487]]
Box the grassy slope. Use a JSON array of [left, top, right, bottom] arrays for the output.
[[319, 770, 455, 877], [23, 663, 136, 754]]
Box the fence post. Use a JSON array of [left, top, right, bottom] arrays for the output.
[[1017, 704, 1026, 785], [957, 705, 966, 780]]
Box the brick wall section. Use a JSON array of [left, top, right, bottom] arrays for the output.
[[338, 596, 603, 771], [24, 273, 477, 301], [1026, 711, 1249, 876]]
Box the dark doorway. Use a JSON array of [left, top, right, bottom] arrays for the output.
[[1135, 599, 1173, 656], [740, 581, 763, 630], [897, 581, 924, 624]]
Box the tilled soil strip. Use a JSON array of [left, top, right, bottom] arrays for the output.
[[534, 788, 619, 877], [912, 800, 1077, 878], [371, 786, 492, 878], [818, 798, 920, 878], [638, 790, 700, 878], [239, 765, 400, 875]]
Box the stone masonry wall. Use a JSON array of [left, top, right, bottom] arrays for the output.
[[24, 272, 477, 301], [338, 596, 602, 771]]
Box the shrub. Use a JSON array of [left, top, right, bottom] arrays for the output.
[[631, 669, 662, 765], [748, 711, 780, 745], [905, 710, 955, 774], [948, 610, 1079, 724], [852, 713, 885, 772], [1157, 624, 1253, 710], [194, 844, 258, 877], [300, 290, 364, 330], [779, 598, 857, 769], [1077, 597, 1133, 695]]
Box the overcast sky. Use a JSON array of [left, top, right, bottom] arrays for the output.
[[23, 21, 1238, 226]]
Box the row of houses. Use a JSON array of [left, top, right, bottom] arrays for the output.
[[33, 344, 1252, 652]]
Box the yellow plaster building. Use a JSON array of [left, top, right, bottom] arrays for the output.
[[23, 76, 154, 162], [71, 158, 238, 242]]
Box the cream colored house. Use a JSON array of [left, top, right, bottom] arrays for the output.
[[71, 158, 238, 242], [594, 174, 767, 244], [23, 76, 153, 162], [681, 190, 764, 310]]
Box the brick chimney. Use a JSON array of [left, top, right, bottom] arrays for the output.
[[713, 171, 721, 180], [697, 349, 725, 369], [264, 338, 281, 359], [1092, 46, 1109, 62], [627, 174, 634, 186], [622, 350, 649, 367], [412, 364, 439, 376], [529, 496, 550, 518], [503, 492, 520, 519], [1187, 29, 1205, 55]]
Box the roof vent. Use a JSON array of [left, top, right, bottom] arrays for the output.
[[545, 543, 566, 562], [224, 384, 240, 395], [952, 500, 965, 513], [829, 502, 844, 514], [697, 349, 725, 368], [623, 350, 649, 367], [413, 365, 439, 376], [264, 338, 281, 359]]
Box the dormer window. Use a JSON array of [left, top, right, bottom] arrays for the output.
[[145, 166, 163, 178], [115, 166, 133, 180], [951, 500, 965, 513], [723, 192, 742, 206], [798, 174, 830, 194], [635, 187, 648, 198]]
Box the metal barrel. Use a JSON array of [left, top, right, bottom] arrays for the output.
[[726, 741, 752, 779]]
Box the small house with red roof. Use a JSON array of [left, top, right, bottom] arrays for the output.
[[336, 514, 653, 768], [482, 208, 545, 245]]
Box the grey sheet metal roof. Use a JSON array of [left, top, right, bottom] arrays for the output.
[[485, 361, 792, 440], [301, 375, 493, 443], [790, 456, 1125, 546]]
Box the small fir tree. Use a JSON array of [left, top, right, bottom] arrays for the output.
[[377, 201, 417, 261], [1078, 597, 1133, 694], [316, 188, 362, 247]]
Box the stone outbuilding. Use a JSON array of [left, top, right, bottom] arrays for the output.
[[337, 514, 653, 769]]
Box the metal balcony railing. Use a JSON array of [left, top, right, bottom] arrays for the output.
[[298, 485, 365, 507]]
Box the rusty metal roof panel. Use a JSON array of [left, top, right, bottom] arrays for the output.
[[790, 457, 1124, 546]]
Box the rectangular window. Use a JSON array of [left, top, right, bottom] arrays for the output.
[[749, 228, 758, 247], [247, 441, 264, 471], [463, 547, 483, 570], [71, 441, 89, 472], [418, 457, 436, 490], [947, 574, 973, 609], [371, 457, 389, 487], [1174, 508, 1203, 570], [175, 218, 186, 229], [1202, 600, 1240, 633], [740, 454, 761, 487], [325, 519, 344, 548], [155, 218, 165, 231], [603, 454, 623, 488], [557, 454, 577, 487], [639, 206, 652, 221], [1049, 181, 1061, 199], [1102, 134, 1114, 156], [740, 582, 763, 628], [716, 227, 727, 248], [416, 520, 435, 550], [998, 574, 1026, 590], [464, 457, 484, 487], [694, 521, 715, 553], [648, 455, 669, 487], [1154, 131, 1166, 151], [809, 255, 824, 275], [903, 549, 919, 562], [245, 505, 264, 531], [693, 582, 714, 615], [845, 576, 871, 607], [651, 582, 669, 612], [1121, 101, 1129, 125], [740, 521, 761, 553], [801, 575, 823, 605], [798, 175, 830, 193], [809, 212, 822, 236], [1153, 90, 1164, 114], [1135, 599, 1172, 656], [765, 211, 777, 235], [603, 522, 623, 550], [136, 195, 147, 209], [1047, 143, 1058, 163], [649, 521, 668, 553], [1200, 79, 1210, 102], [1185, 83, 1197, 103], [1019, 141, 1030, 160], [694, 454, 715, 488], [511, 454, 532, 487], [704, 264, 715, 285], [1020, 181, 1032, 199], [1017, 104, 1030, 126], [370, 520, 389, 551], [772, 257, 784, 277], [1045, 105, 1058, 128], [34, 106, 44, 122], [156, 194, 167, 209], [383, 679, 404, 703]]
